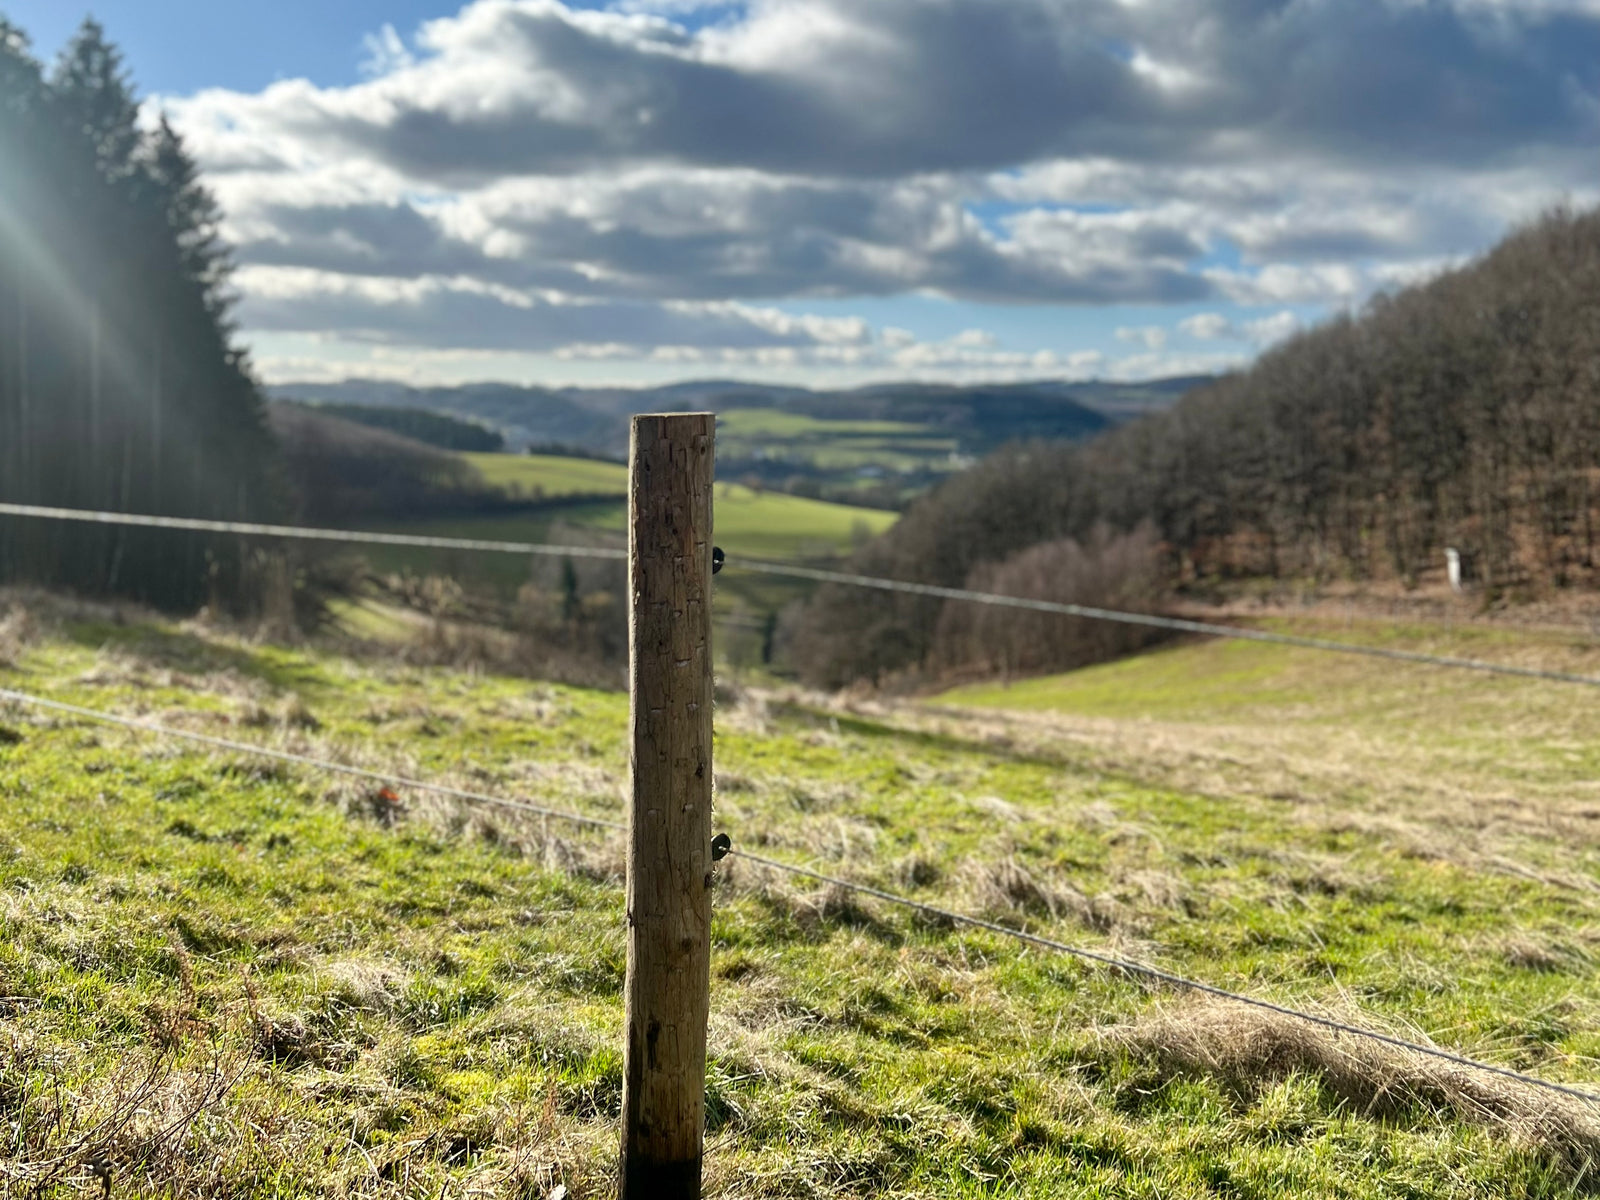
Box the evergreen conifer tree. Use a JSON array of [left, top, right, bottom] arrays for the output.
[[146, 114, 232, 321], [50, 19, 142, 186], [0, 15, 281, 610]]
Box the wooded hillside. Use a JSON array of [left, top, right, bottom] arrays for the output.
[[795, 206, 1600, 687], [282, 401, 506, 453]]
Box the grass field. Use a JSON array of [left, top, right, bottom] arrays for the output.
[[4, 598, 1600, 1196], [715, 409, 959, 474], [446, 454, 897, 561], [565, 480, 896, 561], [463, 453, 626, 498], [352, 473, 896, 663]]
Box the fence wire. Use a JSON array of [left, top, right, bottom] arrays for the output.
[[4, 501, 1598, 688], [734, 560, 1600, 688], [726, 848, 1600, 1107], [0, 502, 627, 560]]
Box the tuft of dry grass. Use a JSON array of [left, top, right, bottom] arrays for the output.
[[322, 957, 413, 1013], [970, 793, 1027, 823], [961, 855, 1118, 932], [0, 1035, 249, 1198], [238, 694, 322, 731], [715, 769, 760, 795], [1113, 866, 1195, 915], [538, 829, 627, 883], [1105, 998, 1600, 1173], [378, 614, 626, 691], [723, 865, 894, 938], [0, 606, 36, 669], [1498, 934, 1594, 975], [716, 686, 774, 737], [892, 852, 943, 889]]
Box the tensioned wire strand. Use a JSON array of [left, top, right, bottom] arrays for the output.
[[726, 848, 1600, 1107], [1, 682, 1597, 1109], [0, 502, 628, 559], [3, 501, 1598, 688], [734, 560, 1600, 687]]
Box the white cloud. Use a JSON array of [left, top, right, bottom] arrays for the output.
[[611, 0, 744, 14], [1241, 310, 1301, 346], [1103, 350, 1248, 382], [1207, 262, 1366, 306], [172, 0, 1600, 182], [1178, 312, 1231, 340], [147, 0, 1600, 384]]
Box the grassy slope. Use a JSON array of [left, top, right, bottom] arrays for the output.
[[934, 615, 1600, 793], [463, 453, 627, 497], [435, 454, 897, 561], [350, 457, 896, 661], [716, 408, 958, 473], [571, 481, 897, 561], [3, 605, 1600, 1195], [719, 411, 925, 437]]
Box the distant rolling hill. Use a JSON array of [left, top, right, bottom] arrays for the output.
[[271, 375, 1210, 508], [271, 376, 1206, 457]]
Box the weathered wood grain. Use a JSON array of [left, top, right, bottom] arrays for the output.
[[620, 412, 715, 1199]]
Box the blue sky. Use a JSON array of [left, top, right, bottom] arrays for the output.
[[6, 2, 435, 93], [10, 0, 1594, 389], [7, 1, 732, 92]]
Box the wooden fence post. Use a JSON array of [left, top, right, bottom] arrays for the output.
[[621, 412, 715, 1199]]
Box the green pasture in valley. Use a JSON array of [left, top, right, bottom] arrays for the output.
[[455, 452, 897, 559], [3, 595, 1600, 1196], [566, 479, 896, 561], [462, 453, 626, 498], [348, 472, 894, 643], [716, 407, 960, 473], [338, 461, 893, 652]]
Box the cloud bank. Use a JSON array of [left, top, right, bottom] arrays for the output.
[[161, 0, 1600, 383]]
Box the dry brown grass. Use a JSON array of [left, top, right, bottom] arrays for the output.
[[317, 773, 628, 882], [0, 1035, 249, 1197], [715, 686, 775, 737], [321, 957, 414, 1013], [961, 856, 1091, 924], [812, 683, 1600, 893], [1105, 998, 1600, 1173], [370, 614, 625, 692], [1496, 934, 1596, 975], [237, 693, 322, 731], [0, 604, 36, 669]]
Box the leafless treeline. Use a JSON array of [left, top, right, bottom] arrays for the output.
[[793, 206, 1600, 688]]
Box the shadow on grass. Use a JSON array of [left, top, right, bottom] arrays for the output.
[[768, 699, 1070, 772], [64, 619, 329, 693]]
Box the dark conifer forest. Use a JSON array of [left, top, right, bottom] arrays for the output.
[[0, 18, 279, 611], [795, 207, 1600, 688]]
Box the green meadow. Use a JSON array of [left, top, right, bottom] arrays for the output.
[[3, 597, 1600, 1196], [450, 452, 896, 561], [715, 408, 960, 474], [351, 456, 898, 661], [462, 453, 628, 498]]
